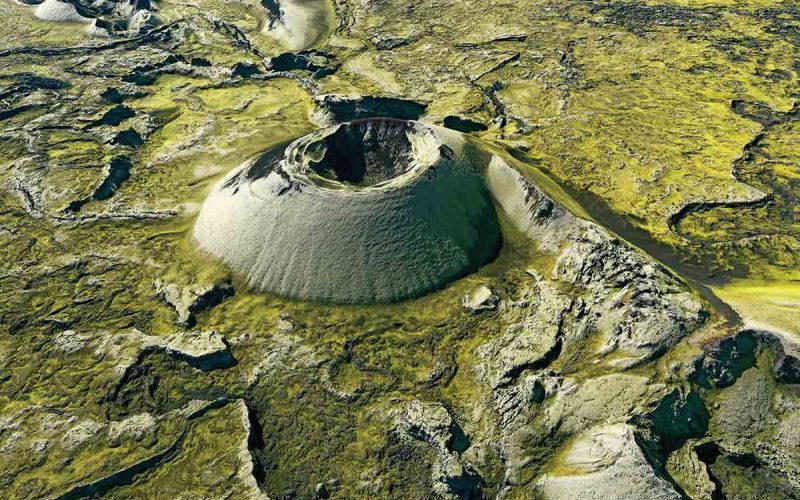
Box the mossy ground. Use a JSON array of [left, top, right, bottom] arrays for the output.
[[0, 0, 799, 497]]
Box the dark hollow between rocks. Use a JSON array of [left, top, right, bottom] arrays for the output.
[[309, 119, 416, 187]]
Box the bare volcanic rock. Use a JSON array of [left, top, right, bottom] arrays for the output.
[[538, 424, 682, 499], [310, 94, 428, 126], [194, 118, 501, 304], [485, 156, 706, 366]]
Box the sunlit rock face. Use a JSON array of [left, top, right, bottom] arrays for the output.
[[34, 0, 91, 22], [260, 0, 332, 50], [194, 119, 501, 304]]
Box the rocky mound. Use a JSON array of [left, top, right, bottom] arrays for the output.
[[194, 118, 501, 303], [32, 0, 156, 35], [34, 0, 91, 22], [539, 424, 682, 499]]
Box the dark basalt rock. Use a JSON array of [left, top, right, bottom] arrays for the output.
[[0, 105, 41, 121], [644, 389, 710, 452], [112, 128, 143, 147], [107, 55, 185, 87], [691, 329, 800, 388], [94, 156, 132, 200], [100, 86, 148, 103], [190, 57, 212, 67], [268, 49, 335, 74], [730, 99, 782, 126], [312, 94, 427, 125], [260, 0, 283, 27], [90, 104, 135, 127], [443, 115, 488, 133], [0, 73, 69, 101], [122, 71, 158, 85], [13, 73, 68, 90], [100, 87, 124, 103], [231, 62, 261, 78], [65, 156, 133, 212]]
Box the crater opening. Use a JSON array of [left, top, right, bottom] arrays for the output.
[[195, 119, 502, 304], [308, 119, 416, 187]]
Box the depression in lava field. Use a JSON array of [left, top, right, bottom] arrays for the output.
[[1, 0, 800, 498]]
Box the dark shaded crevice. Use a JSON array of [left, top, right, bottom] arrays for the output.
[[0, 105, 44, 121], [86, 104, 135, 128], [244, 400, 269, 487], [669, 100, 800, 240], [66, 156, 133, 213], [634, 432, 691, 500], [0, 73, 68, 100], [694, 442, 728, 500], [314, 95, 427, 123], [455, 34, 527, 49], [644, 389, 710, 453], [112, 128, 144, 147], [268, 49, 339, 78], [56, 432, 186, 500], [57, 399, 229, 499], [186, 282, 235, 325], [443, 115, 488, 133]]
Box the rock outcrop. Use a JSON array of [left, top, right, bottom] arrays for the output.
[[154, 280, 234, 327], [310, 94, 427, 126], [538, 424, 682, 499], [486, 155, 706, 366], [396, 400, 483, 499]]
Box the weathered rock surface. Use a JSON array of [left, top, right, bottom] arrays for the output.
[[538, 424, 681, 500], [476, 275, 568, 388], [310, 94, 427, 126], [396, 400, 483, 499], [486, 155, 706, 366], [461, 285, 499, 313], [154, 279, 234, 327]]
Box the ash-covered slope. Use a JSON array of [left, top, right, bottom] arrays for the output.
[[194, 119, 501, 303]]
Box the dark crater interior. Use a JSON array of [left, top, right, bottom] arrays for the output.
[[309, 119, 416, 186]]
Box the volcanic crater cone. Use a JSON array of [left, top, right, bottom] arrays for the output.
[[194, 118, 502, 303]]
